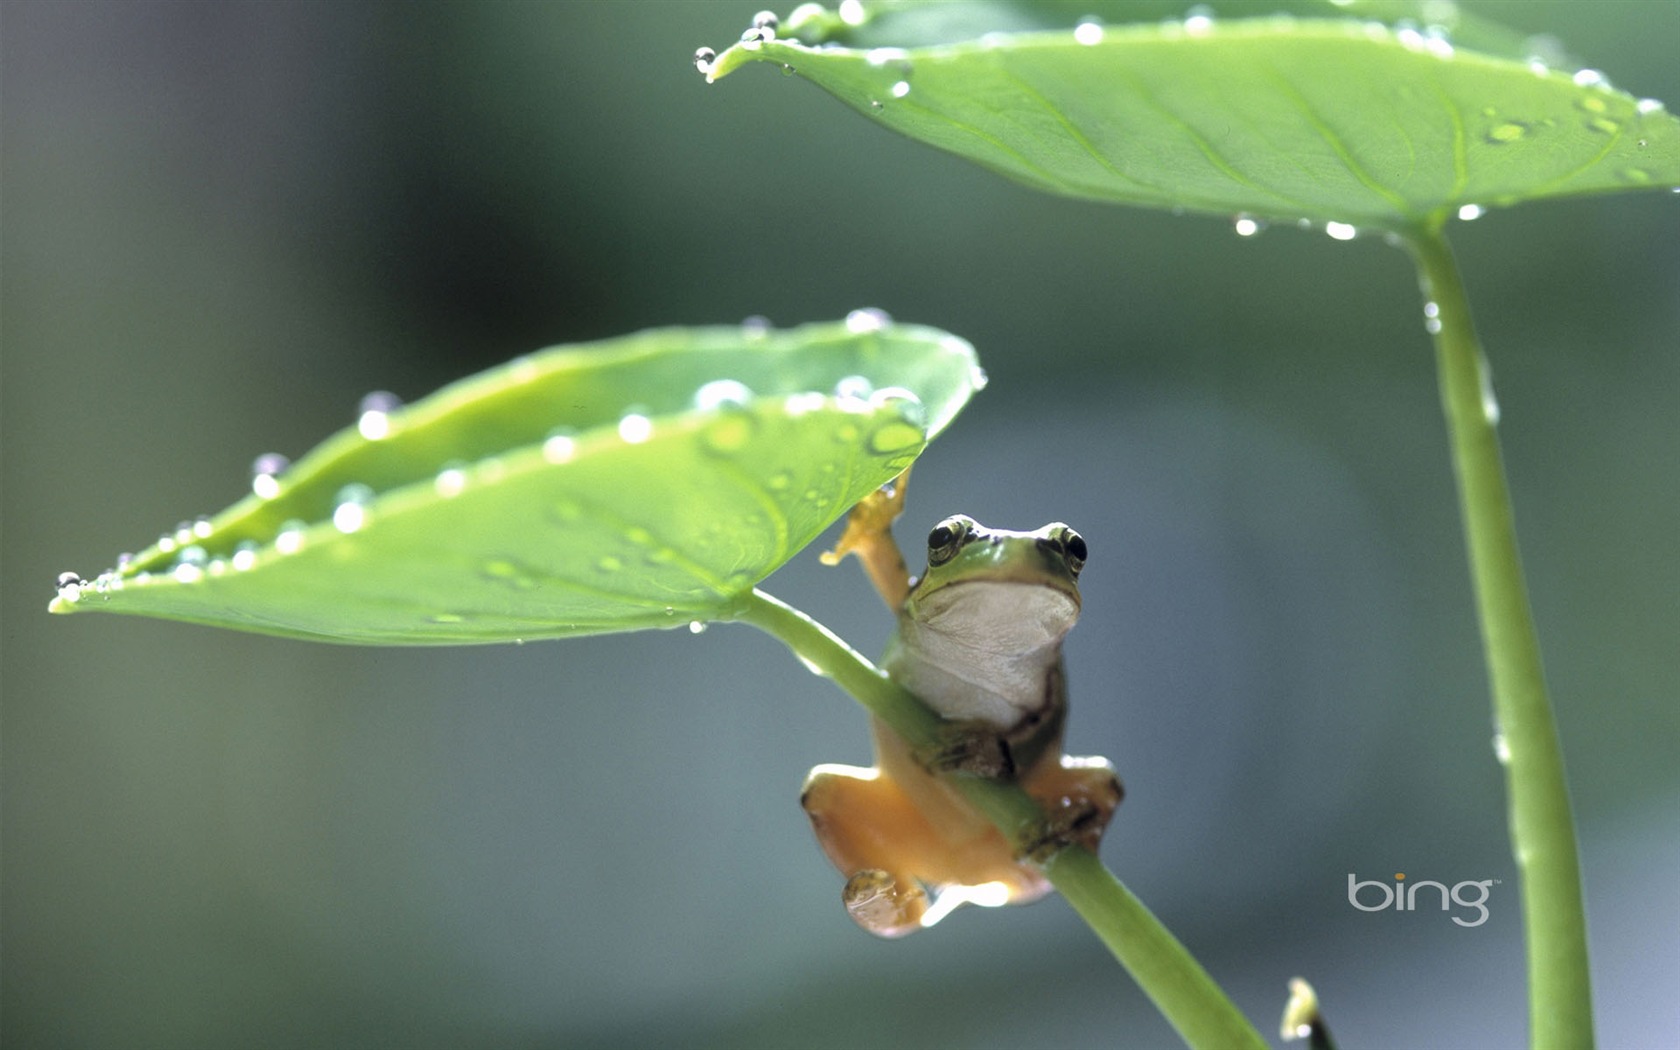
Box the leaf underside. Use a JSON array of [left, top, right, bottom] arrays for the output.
[[52, 319, 982, 644], [710, 11, 1680, 227]]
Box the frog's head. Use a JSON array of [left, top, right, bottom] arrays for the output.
[[905, 515, 1085, 646]]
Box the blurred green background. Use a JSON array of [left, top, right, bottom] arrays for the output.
[[4, 2, 1675, 1046]]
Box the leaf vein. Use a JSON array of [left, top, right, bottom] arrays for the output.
[[1261, 66, 1410, 214], [1105, 62, 1319, 214]]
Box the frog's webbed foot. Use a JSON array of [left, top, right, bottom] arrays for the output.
[[1019, 756, 1125, 863], [821, 467, 912, 609], [840, 869, 928, 939]]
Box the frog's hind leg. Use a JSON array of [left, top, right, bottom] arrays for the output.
[[800, 762, 939, 937], [1020, 755, 1124, 860]]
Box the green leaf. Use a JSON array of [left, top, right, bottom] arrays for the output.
[[707, 4, 1680, 228], [50, 316, 984, 644]]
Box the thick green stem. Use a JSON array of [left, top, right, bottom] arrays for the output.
[[1403, 224, 1592, 1049], [730, 587, 1265, 1050]]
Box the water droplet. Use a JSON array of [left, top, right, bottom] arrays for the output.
[[890, 80, 911, 99], [1572, 68, 1608, 90], [1493, 732, 1511, 765], [1478, 357, 1500, 425], [551, 499, 583, 523], [1635, 98, 1666, 116], [192, 516, 213, 540], [173, 561, 203, 584], [689, 620, 709, 635], [357, 391, 401, 440], [1423, 300, 1442, 334], [332, 484, 375, 533], [542, 429, 577, 464], [232, 542, 259, 572], [869, 99, 883, 112], [740, 314, 772, 337], [1485, 121, 1528, 144], [1074, 21, 1104, 46], [695, 379, 754, 412], [740, 27, 766, 50], [1232, 214, 1265, 237], [1183, 7, 1214, 36], [618, 411, 653, 444], [845, 307, 891, 333], [1586, 116, 1621, 135], [702, 411, 756, 455], [156, 534, 178, 556], [781, 63, 796, 77], [969, 364, 989, 391], [834, 375, 873, 403], [869, 386, 922, 413], [693, 47, 716, 76], [1324, 221, 1358, 241], [867, 417, 925, 456], [250, 453, 290, 499], [751, 9, 778, 32], [1457, 203, 1485, 221], [434, 463, 468, 498], [57, 570, 83, 588], [483, 560, 540, 590], [784, 391, 825, 416], [866, 47, 910, 68], [838, 0, 865, 27], [177, 544, 208, 567], [597, 556, 623, 572]]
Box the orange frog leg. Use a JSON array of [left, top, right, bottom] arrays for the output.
[[1019, 754, 1125, 863]]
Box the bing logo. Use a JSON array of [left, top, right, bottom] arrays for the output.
[[1347, 872, 1497, 927]]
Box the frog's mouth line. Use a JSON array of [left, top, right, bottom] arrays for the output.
[[914, 571, 1080, 608]]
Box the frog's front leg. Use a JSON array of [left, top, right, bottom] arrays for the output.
[[820, 468, 911, 609]]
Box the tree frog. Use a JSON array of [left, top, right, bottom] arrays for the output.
[[803, 474, 1123, 937]]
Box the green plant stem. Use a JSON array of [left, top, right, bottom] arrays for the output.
[[1403, 224, 1592, 1049], [731, 587, 1265, 1050]]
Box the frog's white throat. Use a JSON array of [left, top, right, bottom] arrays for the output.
[[884, 580, 1078, 729]]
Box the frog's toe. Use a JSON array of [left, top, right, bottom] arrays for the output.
[[842, 869, 929, 938]]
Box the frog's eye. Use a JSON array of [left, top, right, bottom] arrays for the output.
[[926, 515, 974, 566], [1044, 525, 1087, 576]]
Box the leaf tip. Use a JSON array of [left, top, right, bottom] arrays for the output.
[[49, 570, 87, 615]]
